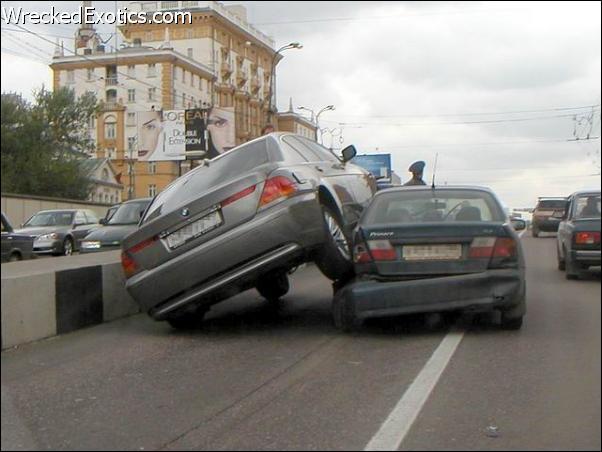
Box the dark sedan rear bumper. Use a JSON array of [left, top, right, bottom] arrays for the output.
[[334, 269, 526, 321]]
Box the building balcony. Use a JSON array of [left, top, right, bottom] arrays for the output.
[[105, 77, 119, 86], [236, 72, 248, 88], [220, 61, 232, 76]]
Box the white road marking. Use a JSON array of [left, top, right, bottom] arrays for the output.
[[364, 331, 465, 451]]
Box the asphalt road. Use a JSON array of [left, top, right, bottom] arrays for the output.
[[1, 235, 600, 451]]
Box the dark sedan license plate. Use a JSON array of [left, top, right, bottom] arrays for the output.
[[403, 244, 462, 261], [165, 209, 223, 250]]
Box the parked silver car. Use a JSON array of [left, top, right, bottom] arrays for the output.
[[15, 209, 100, 256], [122, 133, 377, 328]]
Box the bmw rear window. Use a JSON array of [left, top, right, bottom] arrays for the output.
[[142, 139, 269, 223]]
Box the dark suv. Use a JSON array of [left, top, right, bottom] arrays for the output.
[[532, 197, 567, 237]]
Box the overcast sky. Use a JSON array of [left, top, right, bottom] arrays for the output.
[[1, 1, 600, 207]]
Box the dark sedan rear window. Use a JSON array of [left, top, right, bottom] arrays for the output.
[[143, 139, 269, 222], [363, 189, 506, 225]]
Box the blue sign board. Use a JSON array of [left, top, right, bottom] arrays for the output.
[[351, 154, 392, 179]]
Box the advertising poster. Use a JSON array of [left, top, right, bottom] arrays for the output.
[[184, 107, 236, 159], [136, 110, 185, 161]]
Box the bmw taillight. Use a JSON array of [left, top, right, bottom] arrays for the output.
[[258, 176, 297, 208], [574, 232, 601, 245], [121, 237, 156, 278], [221, 185, 257, 207]]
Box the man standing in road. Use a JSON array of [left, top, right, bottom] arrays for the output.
[[403, 161, 427, 186]]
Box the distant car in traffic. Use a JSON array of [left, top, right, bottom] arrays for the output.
[[15, 209, 100, 256], [1, 212, 35, 263], [333, 186, 527, 331], [122, 133, 376, 329], [557, 190, 601, 280], [102, 203, 120, 225], [532, 197, 567, 237], [80, 198, 152, 254]]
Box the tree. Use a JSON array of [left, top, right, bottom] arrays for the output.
[[1, 86, 99, 200]]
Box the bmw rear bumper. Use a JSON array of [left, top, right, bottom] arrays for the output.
[[126, 193, 325, 318], [334, 269, 526, 321]]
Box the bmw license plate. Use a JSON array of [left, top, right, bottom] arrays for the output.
[[165, 209, 223, 250], [403, 244, 462, 261]]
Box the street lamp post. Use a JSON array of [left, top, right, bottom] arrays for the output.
[[315, 105, 335, 144], [266, 42, 302, 125]]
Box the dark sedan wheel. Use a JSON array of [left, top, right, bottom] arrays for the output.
[[314, 206, 354, 281], [332, 294, 361, 333], [256, 271, 290, 301], [62, 238, 74, 256], [501, 314, 523, 330]]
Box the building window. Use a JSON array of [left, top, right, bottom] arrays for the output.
[[145, 31, 154, 42], [66, 70, 75, 84], [173, 89, 178, 107], [86, 68, 94, 81], [187, 48, 193, 59], [148, 87, 156, 101], [127, 112, 136, 126], [148, 161, 157, 174], [186, 29, 194, 39], [182, 70, 187, 83], [127, 65, 136, 78], [148, 184, 157, 197], [182, 1, 198, 8], [127, 136, 136, 153], [161, 1, 178, 9], [141, 2, 156, 11], [147, 63, 157, 77], [190, 96, 195, 107], [127, 88, 136, 103], [106, 147, 117, 159], [104, 118, 117, 140]]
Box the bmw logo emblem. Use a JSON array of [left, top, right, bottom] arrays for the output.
[[181, 208, 190, 217]]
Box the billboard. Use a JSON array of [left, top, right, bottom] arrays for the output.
[[185, 107, 235, 159], [136, 107, 236, 161], [352, 154, 392, 179], [137, 110, 185, 161]]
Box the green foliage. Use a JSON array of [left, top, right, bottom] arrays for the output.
[[1, 86, 99, 200]]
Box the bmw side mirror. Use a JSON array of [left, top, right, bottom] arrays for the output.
[[99, 218, 108, 225], [341, 145, 357, 163]]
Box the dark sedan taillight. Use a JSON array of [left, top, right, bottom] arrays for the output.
[[574, 232, 601, 245], [469, 237, 519, 268], [353, 240, 396, 263]]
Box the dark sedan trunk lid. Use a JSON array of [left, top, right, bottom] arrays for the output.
[[357, 223, 509, 277]]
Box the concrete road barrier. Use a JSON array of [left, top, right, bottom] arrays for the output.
[[1, 251, 140, 350]]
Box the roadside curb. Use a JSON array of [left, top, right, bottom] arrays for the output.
[[1, 255, 140, 350]]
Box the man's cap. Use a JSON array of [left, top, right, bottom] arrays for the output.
[[409, 161, 426, 173]]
